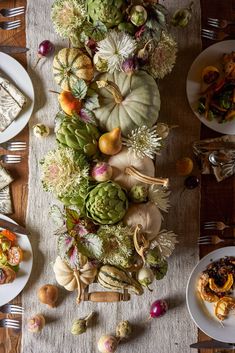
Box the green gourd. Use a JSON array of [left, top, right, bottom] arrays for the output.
[[93, 71, 161, 137], [98, 265, 143, 295]]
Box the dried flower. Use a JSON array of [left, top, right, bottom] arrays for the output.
[[151, 230, 178, 258], [41, 147, 89, 207], [146, 31, 177, 79], [97, 30, 137, 73], [116, 320, 132, 339], [148, 185, 171, 212], [123, 125, 162, 159], [71, 312, 95, 335], [51, 0, 86, 38]]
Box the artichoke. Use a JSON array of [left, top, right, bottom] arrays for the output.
[[56, 115, 100, 157], [85, 181, 128, 224], [87, 0, 125, 28]]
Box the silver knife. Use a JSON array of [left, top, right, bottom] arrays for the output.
[[0, 46, 29, 54], [0, 219, 30, 236], [190, 340, 235, 349]]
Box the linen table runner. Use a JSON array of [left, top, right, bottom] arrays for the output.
[[24, 1, 201, 352]]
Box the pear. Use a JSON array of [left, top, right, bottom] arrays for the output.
[[98, 127, 122, 155]]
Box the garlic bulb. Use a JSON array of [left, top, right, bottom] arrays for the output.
[[33, 124, 50, 138]]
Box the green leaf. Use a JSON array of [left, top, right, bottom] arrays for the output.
[[79, 108, 97, 125], [84, 89, 100, 110], [54, 111, 69, 133], [84, 21, 107, 41], [71, 79, 88, 100], [77, 233, 104, 259], [66, 208, 80, 231], [49, 205, 65, 227]]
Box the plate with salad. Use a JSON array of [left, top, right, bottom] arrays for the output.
[[186, 40, 235, 134], [0, 215, 33, 306]]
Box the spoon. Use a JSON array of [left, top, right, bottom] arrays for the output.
[[209, 150, 235, 166]]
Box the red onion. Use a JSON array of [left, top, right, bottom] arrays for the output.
[[150, 299, 168, 318], [34, 40, 55, 68]]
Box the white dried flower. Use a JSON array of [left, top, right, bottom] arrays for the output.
[[148, 185, 171, 212], [123, 125, 162, 159], [146, 31, 177, 79], [151, 230, 178, 258], [97, 30, 137, 73]]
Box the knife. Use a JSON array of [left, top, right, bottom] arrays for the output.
[[190, 340, 235, 349], [0, 219, 30, 236], [0, 46, 29, 54]]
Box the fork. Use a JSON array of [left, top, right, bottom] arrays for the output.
[[201, 28, 230, 41], [198, 234, 235, 245], [0, 7, 25, 18], [207, 17, 235, 29], [0, 20, 21, 30], [0, 304, 24, 315], [203, 221, 235, 231], [0, 141, 27, 151], [0, 154, 22, 164], [0, 318, 20, 329]]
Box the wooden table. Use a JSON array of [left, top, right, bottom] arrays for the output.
[[0, 0, 27, 352], [0, 0, 235, 352]]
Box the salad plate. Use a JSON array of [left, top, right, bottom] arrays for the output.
[[0, 52, 34, 143], [0, 214, 33, 306], [186, 40, 235, 135], [186, 246, 235, 343]]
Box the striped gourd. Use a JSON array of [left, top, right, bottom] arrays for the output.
[[53, 48, 94, 91], [98, 265, 143, 295]]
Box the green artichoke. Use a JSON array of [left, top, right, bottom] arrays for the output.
[[56, 115, 100, 157], [85, 181, 128, 224], [87, 0, 125, 28]]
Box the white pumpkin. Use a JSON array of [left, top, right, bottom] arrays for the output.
[[53, 256, 97, 303], [123, 202, 162, 240], [108, 148, 168, 190]]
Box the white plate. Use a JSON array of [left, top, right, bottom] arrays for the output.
[[186, 246, 235, 343], [0, 214, 33, 306], [186, 40, 235, 135], [0, 52, 34, 143]]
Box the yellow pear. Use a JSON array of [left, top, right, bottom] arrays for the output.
[[98, 127, 122, 155]]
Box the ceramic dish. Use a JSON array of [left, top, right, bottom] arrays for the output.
[[186, 246, 235, 343], [0, 214, 33, 306], [0, 52, 34, 143], [186, 40, 235, 135]]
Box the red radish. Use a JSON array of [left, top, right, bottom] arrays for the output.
[[149, 299, 168, 319]]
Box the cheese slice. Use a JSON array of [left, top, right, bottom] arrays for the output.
[[0, 76, 27, 132]]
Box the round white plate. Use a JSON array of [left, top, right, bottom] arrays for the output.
[[186, 40, 235, 135], [0, 52, 34, 143], [0, 214, 33, 306], [186, 246, 235, 343]]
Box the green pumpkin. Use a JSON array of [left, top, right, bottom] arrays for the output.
[[93, 71, 161, 137]]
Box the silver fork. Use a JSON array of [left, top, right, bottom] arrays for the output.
[[0, 7, 25, 18], [201, 28, 230, 41], [0, 141, 27, 151], [0, 318, 20, 329], [0, 154, 22, 164], [198, 234, 235, 245], [203, 221, 235, 231], [207, 17, 235, 29], [0, 304, 24, 315], [0, 20, 21, 30]]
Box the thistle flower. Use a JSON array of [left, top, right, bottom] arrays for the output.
[[97, 30, 137, 73], [51, 0, 86, 38], [41, 147, 89, 204], [151, 230, 178, 258], [146, 31, 177, 79], [148, 185, 171, 212], [123, 125, 162, 159]]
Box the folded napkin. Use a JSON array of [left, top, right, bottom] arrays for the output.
[[193, 135, 235, 182], [0, 165, 13, 213], [0, 75, 27, 132]]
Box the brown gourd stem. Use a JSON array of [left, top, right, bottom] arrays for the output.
[[133, 225, 150, 263], [125, 166, 169, 187], [74, 270, 82, 304], [48, 89, 60, 94], [96, 80, 123, 104]]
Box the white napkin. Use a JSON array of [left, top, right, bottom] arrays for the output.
[[0, 165, 13, 213], [0, 75, 27, 132]]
